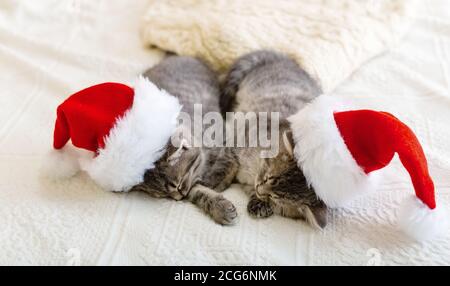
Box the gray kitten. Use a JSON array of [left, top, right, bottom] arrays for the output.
[[131, 56, 237, 225], [221, 50, 328, 228]]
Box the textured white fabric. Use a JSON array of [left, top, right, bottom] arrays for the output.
[[141, 0, 418, 92], [1, 0, 450, 266]]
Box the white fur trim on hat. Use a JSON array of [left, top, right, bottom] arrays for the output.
[[288, 95, 375, 208], [80, 76, 182, 192], [41, 146, 81, 180], [398, 196, 448, 242]]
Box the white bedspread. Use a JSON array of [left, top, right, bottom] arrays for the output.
[[1, 0, 450, 265]]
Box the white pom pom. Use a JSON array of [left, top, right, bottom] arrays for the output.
[[40, 147, 81, 179], [398, 196, 448, 242]]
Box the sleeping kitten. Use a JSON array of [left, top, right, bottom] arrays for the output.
[[130, 56, 237, 225], [221, 50, 328, 228]]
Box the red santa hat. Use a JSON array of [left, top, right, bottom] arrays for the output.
[[288, 95, 448, 242], [42, 76, 181, 192]]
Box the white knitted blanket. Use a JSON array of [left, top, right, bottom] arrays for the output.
[[141, 0, 417, 92]]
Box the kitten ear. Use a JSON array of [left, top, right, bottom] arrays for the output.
[[282, 130, 294, 156], [303, 203, 328, 229], [172, 125, 193, 149], [179, 138, 191, 150], [168, 138, 190, 166]]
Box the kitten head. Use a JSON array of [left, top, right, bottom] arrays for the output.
[[255, 122, 327, 228], [141, 140, 202, 200]]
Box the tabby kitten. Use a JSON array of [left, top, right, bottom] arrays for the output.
[[221, 50, 327, 228], [131, 56, 237, 225]]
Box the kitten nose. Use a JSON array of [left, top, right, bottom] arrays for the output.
[[170, 191, 184, 201]]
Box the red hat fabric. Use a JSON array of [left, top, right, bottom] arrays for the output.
[[44, 77, 181, 192], [289, 95, 447, 242], [54, 83, 134, 152], [334, 110, 436, 210]]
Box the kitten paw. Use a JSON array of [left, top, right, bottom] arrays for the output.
[[247, 198, 273, 218], [211, 196, 238, 225]]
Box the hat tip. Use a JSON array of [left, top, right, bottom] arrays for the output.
[[40, 147, 81, 180], [397, 196, 448, 242]]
